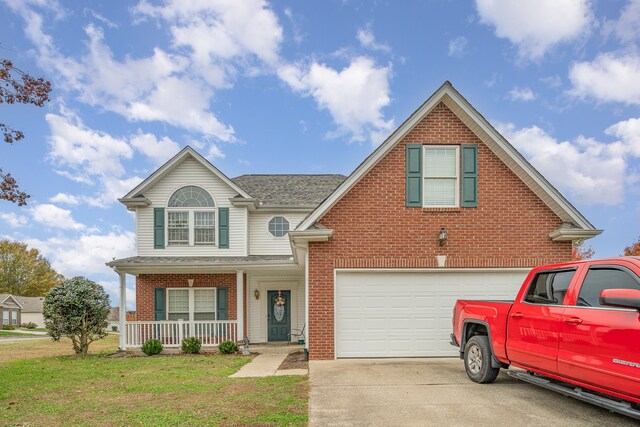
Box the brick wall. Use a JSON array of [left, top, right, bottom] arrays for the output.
[[136, 273, 247, 337], [307, 102, 572, 359]]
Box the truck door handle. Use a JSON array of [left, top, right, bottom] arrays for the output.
[[510, 312, 524, 319], [564, 317, 583, 325]]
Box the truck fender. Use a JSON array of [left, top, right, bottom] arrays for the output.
[[461, 320, 505, 369]]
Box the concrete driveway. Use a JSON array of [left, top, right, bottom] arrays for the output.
[[310, 358, 637, 426]]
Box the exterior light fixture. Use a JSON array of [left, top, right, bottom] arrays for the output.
[[254, 289, 260, 300], [188, 278, 194, 287], [438, 227, 448, 246]]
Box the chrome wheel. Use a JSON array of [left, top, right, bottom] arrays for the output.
[[467, 344, 483, 374]]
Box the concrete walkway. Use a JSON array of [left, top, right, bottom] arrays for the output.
[[230, 344, 307, 378]]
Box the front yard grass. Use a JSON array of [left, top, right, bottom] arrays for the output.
[[0, 331, 36, 338], [0, 336, 308, 426]]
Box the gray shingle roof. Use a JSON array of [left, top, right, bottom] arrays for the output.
[[231, 174, 346, 207], [15, 296, 44, 313], [107, 255, 295, 267]]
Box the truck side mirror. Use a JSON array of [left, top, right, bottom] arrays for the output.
[[599, 288, 640, 310]]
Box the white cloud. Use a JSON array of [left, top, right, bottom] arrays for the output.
[[46, 109, 132, 180], [278, 57, 395, 143], [23, 230, 136, 277], [603, 0, 640, 43], [475, 0, 593, 60], [8, 3, 236, 141], [448, 36, 468, 58], [130, 132, 180, 165], [568, 52, 640, 105], [49, 193, 80, 205], [498, 122, 636, 205], [540, 75, 562, 88], [508, 87, 537, 102], [0, 213, 28, 228], [605, 117, 640, 157], [134, 0, 283, 85], [357, 27, 391, 53], [99, 280, 136, 310], [30, 204, 86, 230]]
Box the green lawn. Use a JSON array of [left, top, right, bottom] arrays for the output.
[[0, 331, 35, 337], [0, 337, 308, 426]]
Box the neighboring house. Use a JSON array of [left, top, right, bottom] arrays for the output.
[[107, 307, 120, 332], [0, 294, 23, 328], [15, 296, 45, 328], [108, 82, 601, 359]]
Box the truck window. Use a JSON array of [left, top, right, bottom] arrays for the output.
[[576, 267, 640, 307], [524, 270, 576, 305]]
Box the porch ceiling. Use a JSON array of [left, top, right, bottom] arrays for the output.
[[106, 255, 300, 275]]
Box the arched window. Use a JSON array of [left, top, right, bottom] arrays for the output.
[[168, 186, 215, 208], [167, 186, 216, 246]]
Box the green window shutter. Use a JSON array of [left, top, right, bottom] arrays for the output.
[[406, 144, 423, 207], [154, 288, 166, 320], [216, 288, 228, 320], [461, 144, 478, 208], [154, 208, 165, 249], [218, 208, 229, 248]]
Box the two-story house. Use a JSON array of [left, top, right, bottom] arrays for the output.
[[108, 82, 601, 359]]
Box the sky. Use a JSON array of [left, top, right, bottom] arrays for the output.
[[1, 0, 639, 309]]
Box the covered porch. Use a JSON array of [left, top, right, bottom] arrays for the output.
[[106, 255, 305, 350]]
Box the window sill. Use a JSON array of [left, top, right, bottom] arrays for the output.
[[422, 207, 462, 213]]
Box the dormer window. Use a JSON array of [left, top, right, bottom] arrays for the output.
[[167, 186, 216, 246]]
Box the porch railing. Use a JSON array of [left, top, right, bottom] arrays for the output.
[[124, 320, 238, 348]]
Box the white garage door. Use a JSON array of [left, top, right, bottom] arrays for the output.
[[335, 269, 529, 358]]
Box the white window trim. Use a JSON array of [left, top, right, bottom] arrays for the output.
[[266, 216, 291, 239], [423, 145, 460, 208], [166, 207, 217, 247], [166, 287, 217, 321], [10, 310, 17, 325]]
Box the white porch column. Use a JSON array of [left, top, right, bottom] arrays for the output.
[[304, 247, 309, 354], [236, 270, 244, 342], [118, 270, 127, 350]]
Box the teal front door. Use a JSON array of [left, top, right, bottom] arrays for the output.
[[267, 290, 290, 341]]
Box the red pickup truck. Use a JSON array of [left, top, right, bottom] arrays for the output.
[[451, 257, 640, 419]]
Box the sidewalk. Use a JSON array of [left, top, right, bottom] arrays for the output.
[[230, 343, 307, 378]]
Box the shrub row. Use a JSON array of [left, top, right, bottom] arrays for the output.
[[140, 338, 239, 356]]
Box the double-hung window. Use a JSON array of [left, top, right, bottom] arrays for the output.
[[167, 288, 217, 321], [423, 146, 459, 207], [167, 186, 216, 246], [10, 310, 17, 325], [2, 310, 8, 325]]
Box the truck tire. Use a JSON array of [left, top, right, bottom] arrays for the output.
[[464, 335, 500, 384]]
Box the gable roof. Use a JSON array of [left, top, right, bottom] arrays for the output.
[[0, 294, 24, 309], [297, 81, 601, 240], [232, 174, 346, 208], [14, 296, 44, 313], [120, 146, 251, 204]]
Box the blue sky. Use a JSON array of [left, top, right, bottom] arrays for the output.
[[1, 0, 639, 308]]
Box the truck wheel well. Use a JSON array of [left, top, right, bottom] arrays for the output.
[[464, 322, 488, 344]]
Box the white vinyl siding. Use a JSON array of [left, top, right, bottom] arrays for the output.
[[246, 272, 305, 343], [248, 212, 309, 255], [334, 270, 529, 358], [424, 146, 459, 207], [136, 156, 247, 256]]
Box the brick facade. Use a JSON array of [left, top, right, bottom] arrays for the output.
[[307, 103, 573, 360], [136, 273, 247, 337]]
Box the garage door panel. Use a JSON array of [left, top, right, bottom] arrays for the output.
[[335, 270, 528, 358]]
